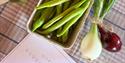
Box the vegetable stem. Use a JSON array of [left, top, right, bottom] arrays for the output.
[[100, 0, 116, 19], [93, 0, 104, 18]]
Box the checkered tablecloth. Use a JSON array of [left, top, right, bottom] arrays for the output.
[[0, 0, 125, 63]]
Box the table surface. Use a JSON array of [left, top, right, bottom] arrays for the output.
[[0, 0, 125, 63]]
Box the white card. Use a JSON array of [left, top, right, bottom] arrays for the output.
[[0, 34, 76, 63]]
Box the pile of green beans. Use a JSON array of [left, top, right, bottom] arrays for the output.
[[32, 0, 91, 43]]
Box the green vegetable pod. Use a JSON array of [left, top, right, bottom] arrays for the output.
[[32, 17, 44, 32], [48, 8, 56, 20], [63, 1, 70, 11], [56, 4, 63, 42], [57, 14, 82, 37], [39, 8, 85, 34], [56, 4, 63, 15], [42, 0, 87, 29], [32, 7, 54, 31], [33, 10, 42, 21], [61, 30, 69, 43], [72, 0, 80, 5], [57, 0, 90, 37], [36, 0, 69, 10]]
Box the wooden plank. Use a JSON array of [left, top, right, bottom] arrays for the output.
[[0, 35, 17, 55], [0, 52, 5, 61], [0, 16, 28, 43]]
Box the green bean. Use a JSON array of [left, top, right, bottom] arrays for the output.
[[61, 29, 69, 43], [57, 14, 82, 37], [32, 7, 54, 31], [56, 4, 63, 15], [59, 1, 70, 42], [56, 4, 63, 32], [57, 27, 62, 42], [42, 7, 55, 21], [36, 0, 69, 10], [42, 0, 86, 29], [100, 0, 116, 19], [63, 1, 70, 11], [93, 0, 104, 18], [74, 0, 80, 2], [56, 4, 63, 42], [32, 18, 44, 32], [40, 8, 85, 34], [33, 10, 42, 21], [57, 0, 90, 37], [48, 8, 56, 20], [72, 0, 80, 5]]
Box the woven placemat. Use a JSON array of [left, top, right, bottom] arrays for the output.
[[0, 0, 125, 63]]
